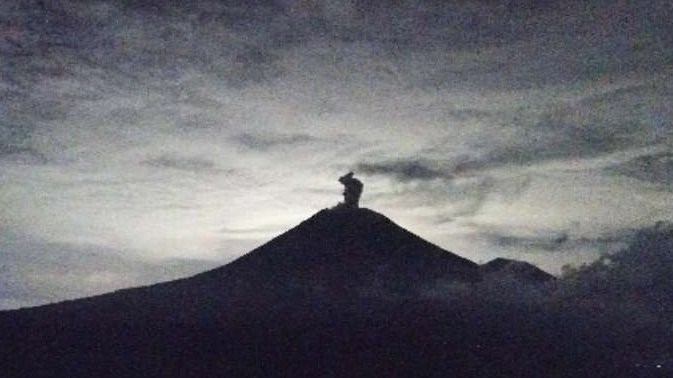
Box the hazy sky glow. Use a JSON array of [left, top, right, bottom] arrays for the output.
[[1, 0, 672, 309]]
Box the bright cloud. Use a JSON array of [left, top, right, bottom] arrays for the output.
[[1, 0, 672, 308]]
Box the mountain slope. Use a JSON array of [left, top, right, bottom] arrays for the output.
[[481, 257, 556, 283], [0, 208, 487, 377], [5, 207, 479, 321], [192, 207, 480, 294], [0, 208, 661, 378]]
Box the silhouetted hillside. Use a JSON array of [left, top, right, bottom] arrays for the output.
[[481, 257, 556, 283], [195, 207, 480, 293], [0, 209, 670, 377]]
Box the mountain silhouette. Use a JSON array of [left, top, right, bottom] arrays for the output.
[[0, 207, 662, 378], [193, 207, 480, 295], [480, 257, 555, 283]]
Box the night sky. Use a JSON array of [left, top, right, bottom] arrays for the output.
[[1, 0, 672, 309]]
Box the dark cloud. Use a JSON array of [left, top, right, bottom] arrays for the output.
[[484, 232, 570, 251], [435, 82, 673, 175], [422, 221, 673, 371], [0, 1, 280, 86], [0, 95, 34, 148], [475, 230, 627, 253], [233, 132, 316, 150], [227, 47, 283, 86], [356, 157, 533, 219], [609, 151, 673, 187], [515, 119, 650, 164], [0, 144, 47, 164], [143, 155, 224, 173], [557, 222, 673, 331], [0, 120, 47, 163], [433, 221, 673, 315], [442, 107, 499, 121], [357, 159, 447, 182]]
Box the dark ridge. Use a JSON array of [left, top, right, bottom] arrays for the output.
[[481, 257, 556, 283], [195, 207, 480, 286], [0, 208, 480, 321], [1, 208, 666, 378]]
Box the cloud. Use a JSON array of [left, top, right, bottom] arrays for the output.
[[0, 143, 47, 164], [356, 159, 447, 182], [608, 151, 673, 187], [562, 222, 673, 283], [483, 232, 571, 251], [2, 0, 673, 309], [353, 155, 537, 221], [143, 155, 225, 174], [419, 221, 673, 371], [555, 222, 673, 336], [0, 92, 47, 162], [227, 47, 283, 87], [463, 82, 671, 170], [351, 80, 672, 209], [427, 223, 673, 367], [471, 225, 632, 255], [233, 132, 316, 151], [0, 230, 218, 309]]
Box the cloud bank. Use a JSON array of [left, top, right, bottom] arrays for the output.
[[1, 0, 672, 308]]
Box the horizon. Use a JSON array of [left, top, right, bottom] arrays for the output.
[[1, 0, 672, 309]]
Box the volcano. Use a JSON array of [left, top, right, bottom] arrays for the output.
[[0, 208, 655, 377], [194, 207, 481, 297]]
